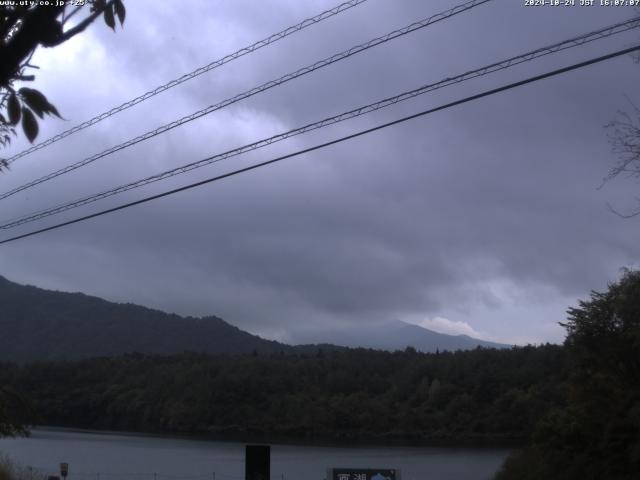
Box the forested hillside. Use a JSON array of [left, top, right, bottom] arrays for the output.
[[2, 271, 637, 479], [0, 275, 503, 361], [495, 270, 640, 480], [0, 345, 566, 443], [0, 275, 293, 361]]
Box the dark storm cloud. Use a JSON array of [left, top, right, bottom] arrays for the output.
[[1, 0, 640, 343]]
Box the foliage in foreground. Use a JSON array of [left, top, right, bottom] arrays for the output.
[[495, 270, 640, 480], [0, 455, 45, 480], [1, 0, 126, 155]]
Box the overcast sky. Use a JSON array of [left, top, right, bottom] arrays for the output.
[[1, 0, 640, 345]]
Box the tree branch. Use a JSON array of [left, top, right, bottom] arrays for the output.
[[56, 0, 115, 45], [0, 5, 63, 85]]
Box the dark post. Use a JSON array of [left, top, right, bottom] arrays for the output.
[[245, 445, 270, 480]]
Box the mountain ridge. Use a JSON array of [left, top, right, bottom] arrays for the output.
[[0, 275, 507, 362], [0, 274, 296, 362], [291, 319, 509, 352]]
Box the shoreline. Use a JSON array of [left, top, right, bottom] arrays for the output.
[[28, 425, 523, 450]]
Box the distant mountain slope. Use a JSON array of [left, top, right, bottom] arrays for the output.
[[0, 275, 506, 363], [292, 320, 510, 352], [0, 275, 294, 362]]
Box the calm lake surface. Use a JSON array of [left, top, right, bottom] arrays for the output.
[[0, 428, 510, 480]]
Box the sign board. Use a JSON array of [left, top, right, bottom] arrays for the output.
[[245, 445, 270, 480], [60, 464, 69, 478], [329, 468, 399, 480]]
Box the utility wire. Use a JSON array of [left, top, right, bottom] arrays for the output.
[[3, 0, 371, 164], [0, 0, 492, 201], [1, 44, 637, 246], [2, 17, 638, 230]]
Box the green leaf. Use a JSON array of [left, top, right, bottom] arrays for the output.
[[7, 93, 21, 125], [104, 5, 116, 30], [21, 107, 38, 143], [91, 0, 107, 13], [114, 0, 126, 26], [18, 87, 61, 119], [19, 88, 46, 118], [47, 102, 62, 119]]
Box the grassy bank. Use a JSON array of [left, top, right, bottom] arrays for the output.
[[0, 455, 45, 480]]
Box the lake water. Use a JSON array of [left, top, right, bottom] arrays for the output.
[[0, 428, 510, 480]]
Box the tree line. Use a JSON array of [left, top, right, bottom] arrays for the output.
[[0, 344, 566, 444]]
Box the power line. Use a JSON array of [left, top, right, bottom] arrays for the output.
[[2, 16, 638, 230], [0, 0, 492, 201], [1, 44, 637, 246], [3, 0, 371, 164]]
